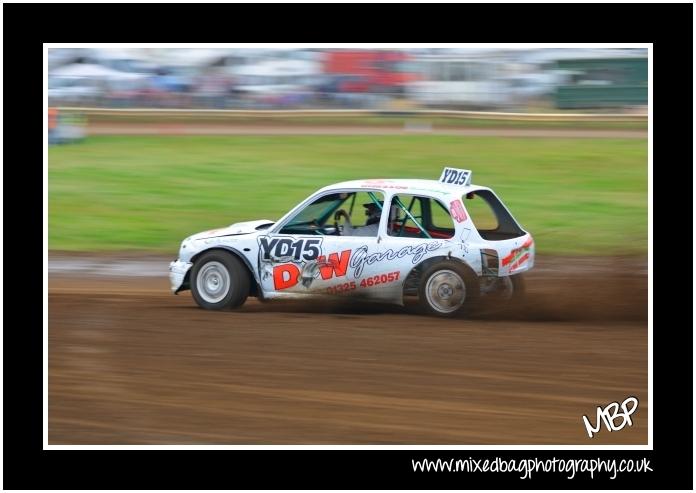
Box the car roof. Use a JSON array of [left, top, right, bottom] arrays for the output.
[[318, 178, 490, 196]]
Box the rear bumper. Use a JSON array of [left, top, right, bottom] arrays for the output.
[[169, 259, 193, 293]]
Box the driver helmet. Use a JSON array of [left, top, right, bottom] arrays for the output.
[[363, 202, 383, 224]]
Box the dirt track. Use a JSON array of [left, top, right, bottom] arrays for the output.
[[48, 255, 648, 445], [87, 122, 648, 139]]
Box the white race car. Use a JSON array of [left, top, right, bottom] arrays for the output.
[[169, 168, 534, 317]]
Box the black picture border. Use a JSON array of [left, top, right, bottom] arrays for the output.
[[4, 2, 692, 489]]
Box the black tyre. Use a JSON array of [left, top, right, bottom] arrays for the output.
[[190, 251, 250, 310], [418, 260, 479, 317], [480, 274, 526, 303], [509, 274, 526, 302]]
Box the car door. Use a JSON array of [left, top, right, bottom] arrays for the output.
[[257, 190, 384, 297], [352, 193, 457, 301]]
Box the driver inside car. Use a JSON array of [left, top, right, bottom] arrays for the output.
[[334, 202, 383, 237]]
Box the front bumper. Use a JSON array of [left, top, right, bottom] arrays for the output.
[[169, 259, 193, 293]]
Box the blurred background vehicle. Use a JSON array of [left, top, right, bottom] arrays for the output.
[[47, 47, 648, 111], [226, 58, 322, 108]]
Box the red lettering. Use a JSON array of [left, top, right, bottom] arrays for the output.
[[515, 252, 530, 268], [318, 250, 351, 280], [502, 250, 516, 267], [502, 237, 534, 268], [273, 264, 300, 290]]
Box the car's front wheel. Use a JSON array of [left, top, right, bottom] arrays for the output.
[[190, 251, 249, 310], [418, 261, 479, 317]]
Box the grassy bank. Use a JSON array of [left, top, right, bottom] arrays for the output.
[[48, 135, 647, 254]]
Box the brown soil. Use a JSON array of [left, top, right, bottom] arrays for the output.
[[48, 256, 648, 445]]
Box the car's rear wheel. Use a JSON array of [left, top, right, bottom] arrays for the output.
[[191, 251, 249, 310], [480, 274, 525, 302], [418, 261, 479, 317]]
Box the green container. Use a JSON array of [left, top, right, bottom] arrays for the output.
[[554, 58, 647, 109]]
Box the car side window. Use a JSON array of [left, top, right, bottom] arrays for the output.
[[430, 199, 457, 236], [463, 192, 498, 230], [463, 190, 525, 241], [388, 195, 454, 239], [334, 191, 385, 237]]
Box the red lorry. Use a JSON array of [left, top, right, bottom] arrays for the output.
[[322, 50, 418, 94]]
